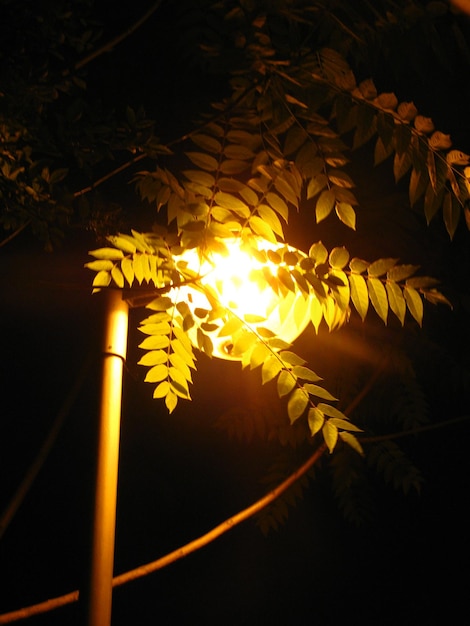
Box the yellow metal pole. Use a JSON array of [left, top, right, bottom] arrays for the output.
[[85, 289, 128, 626]]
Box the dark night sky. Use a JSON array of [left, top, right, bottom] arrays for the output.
[[1, 2, 470, 625]]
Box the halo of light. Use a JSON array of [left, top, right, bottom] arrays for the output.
[[171, 238, 312, 360]]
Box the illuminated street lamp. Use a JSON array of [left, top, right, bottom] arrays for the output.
[[84, 236, 312, 626], [172, 237, 312, 359]]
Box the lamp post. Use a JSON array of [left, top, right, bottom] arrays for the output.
[[83, 289, 128, 626]]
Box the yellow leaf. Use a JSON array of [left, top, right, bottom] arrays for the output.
[[348, 274, 369, 321], [111, 265, 124, 288], [144, 364, 168, 383], [287, 388, 309, 423], [153, 381, 170, 398]]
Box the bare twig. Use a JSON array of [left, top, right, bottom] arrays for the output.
[[74, 1, 163, 71], [73, 154, 146, 198], [0, 353, 93, 541], [0, 220, 31, 249], [0, 443, 326, 624]]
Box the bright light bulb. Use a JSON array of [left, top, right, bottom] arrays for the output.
[[171, 238, 312, 360]]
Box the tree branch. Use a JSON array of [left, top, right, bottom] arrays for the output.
[[0, 353, 93, 541], [74, 1, 163, 71], [73, 154, 146, 198], [0, 443, 326, 624], [0, 220, 31, 249]]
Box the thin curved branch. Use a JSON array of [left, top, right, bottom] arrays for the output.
[[361, 414, 470, 444], [0, 353, 93, 541], [0, 443, 326, 624], [0, 357, 381, 624], [74, 1, 163, 71], [73, 154, 147, 198], [0, 220, 31, 249]]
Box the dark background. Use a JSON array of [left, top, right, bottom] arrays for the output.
[[1, 2, 470, 624]]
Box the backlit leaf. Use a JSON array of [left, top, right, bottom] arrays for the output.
[[322, 421, 338, 453], [138, 321, 172, 335], [218, 318, 243, 337], [309, 297, 323, 332], [262, 355, 283, 384], [153, 381, 170, 399], [279, 351, 306, 366], [424, 183, 444, 224], [183, 170, 216, 187], [121, 257, 134, 286], [339, 432, 364, 455], [89, 247, 125, 260], [349, 257, 369, 273], [443, 191, 460, 239], [386, 281, 406, 325], [308, 407, 324, 436], [409, 167, 427, 206], [316, 189, 335, 222], [367, 277, 388, 323], [214, 192, 250, 217], [138, 350, 167, 366], [374, 136, 394, 165], [404, 286, 423, 326], [84, 259, 114, 271], [274, 176, 299, 208], [107, 236, 137, 254], [249, 215, 277, 242], [335, 202, 356, 229], [329, 269, 350, 310], [266, 192, 289, 221], [368, 258, 398, 277], [224, 144, 255, 160], [219, 159, 250, 174], [186, 151, 219, 171], [165, 390, 178, 413], [171, 338, 196, 368], [92, 270, 111, 288], [277, 266, 295, 292], [277, 370, 297, 397], [387, 264, 419, 282], [169, 367, 191, 394], [317, 403, 346, 419], [146, 296, 173, 311], [249, 343, 271, 369], [139, 335, 171, 350], [287, 388, 309, 424], [307, 174, 328, 199], [329, 246, 349, 269], [393, 151, 412, 182], [111, 265, 124, 288], [304, 383, 338, 401], [256, 205, 284, 237], [232, 331, 257, 358], [284, 126, 307, 155], [144, 364, 168, 383], [329, 418, 362, 432], [348, 273, 369, 321], [292, 365, 322, 382], [191, 133, 223, 153], [329, 170, 355, 188]]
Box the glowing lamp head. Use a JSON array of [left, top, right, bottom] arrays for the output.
[[172, 238, 311, 360]]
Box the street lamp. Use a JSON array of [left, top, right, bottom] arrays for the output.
[[172, 237, 312, 360], [83, 236, 312, 625]]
